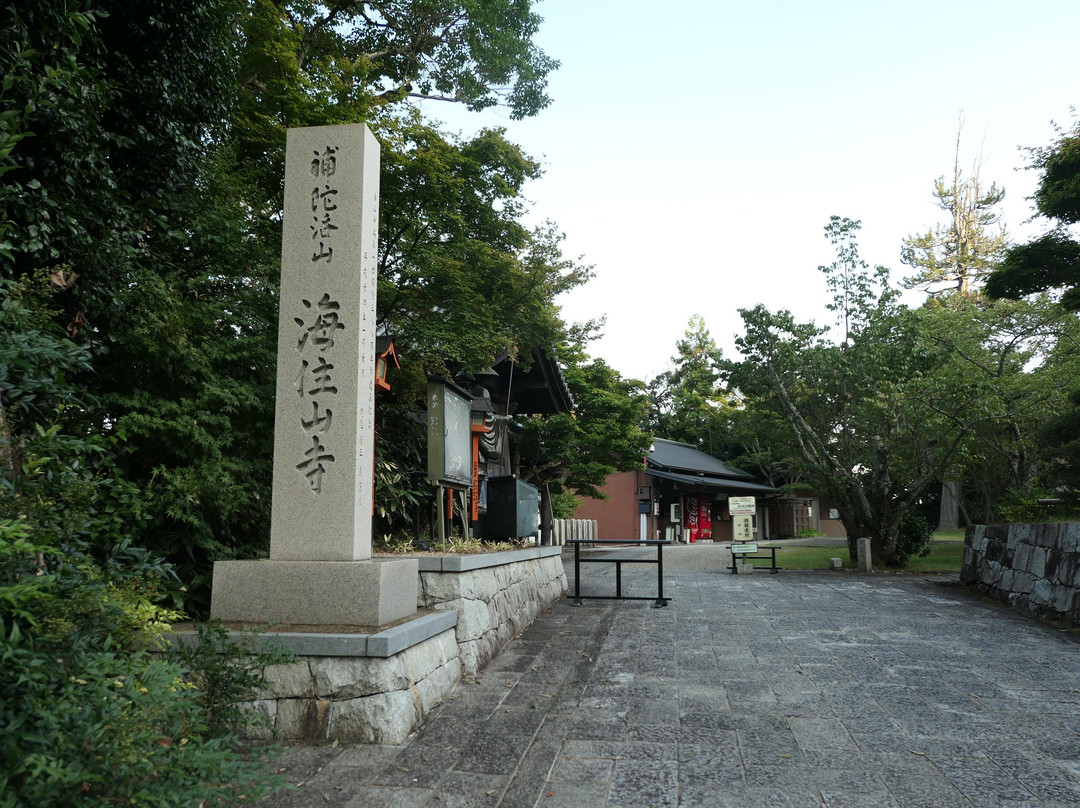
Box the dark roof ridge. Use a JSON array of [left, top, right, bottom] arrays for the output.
[[647, 437, 756, 481]]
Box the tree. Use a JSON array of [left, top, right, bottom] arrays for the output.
[[901, 130, 1010, 528], [209, 2, 588, 552], [516, 329, 652, 542], [0, 8, 284, 789], [901, 126, 1009, 299], [375, 111, 590, 373], [730, 218, 975, 564], [2, 1, 576, 595], [984, 115, 1080, 504], [916, 295, 1080, 522], [1, 1, 277, 606], [985, 116, 1080, 309], [233, 0, 558, 212], [244, 0, 556, 117], [648, 314, 735, 453], [1, 1, 242, 322]]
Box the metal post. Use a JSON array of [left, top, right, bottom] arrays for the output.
[[656, 541, 668, 606], [572, 540, 582, 605], [435, 484, 446, 545]]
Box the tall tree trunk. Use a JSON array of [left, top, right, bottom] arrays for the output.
[[540, 481, 553, 546], [937, 480, 961, 530]]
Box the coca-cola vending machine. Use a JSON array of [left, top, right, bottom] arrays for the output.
[[682, 494, 712, 543]]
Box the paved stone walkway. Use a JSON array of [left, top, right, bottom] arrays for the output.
[[258, 564, 1080, 808]]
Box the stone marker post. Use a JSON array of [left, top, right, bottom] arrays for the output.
[[856, 537, 872, 573], [270, 123, 378, 562], [210, 124, 417, 627]]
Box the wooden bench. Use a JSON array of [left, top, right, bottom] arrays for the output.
[[567, 539, 670, 606], [729, 542, 782, 574]]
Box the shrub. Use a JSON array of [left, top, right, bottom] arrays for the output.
[[0, 518, 287, 807], [0, 419, 288, 806], [894, 512, 933, 564], [167, 620, 293, 737]]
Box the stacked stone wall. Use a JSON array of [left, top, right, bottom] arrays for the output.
[[233, 549, 567, 742], [961, 523, 1080, 622], [418, 551, 568, 675], [245, 629, 460, 745]]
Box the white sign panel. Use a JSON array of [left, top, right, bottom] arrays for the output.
[[729, 496, 756, 515]]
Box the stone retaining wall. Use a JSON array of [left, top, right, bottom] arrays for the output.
[[417, 546, 567, 676], [246, 626, 461, 745], [961, 523, 1080, 622], [227, 547, 567, 742]]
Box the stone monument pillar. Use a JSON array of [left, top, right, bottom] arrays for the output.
[[856, 537, 872, 573], [210, 124, 417, 627]]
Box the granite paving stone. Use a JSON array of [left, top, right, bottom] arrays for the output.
[[607, 758, 679, 808], [257, 561, 1080, 807], [878, 771, 973, 808]]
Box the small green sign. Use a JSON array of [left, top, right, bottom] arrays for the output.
[[731, 543, 758, 554]]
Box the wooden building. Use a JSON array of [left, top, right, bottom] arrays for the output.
[[574, 438, 847, 542]]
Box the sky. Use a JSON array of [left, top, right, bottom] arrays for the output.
[[420, 0, 1080, 383]]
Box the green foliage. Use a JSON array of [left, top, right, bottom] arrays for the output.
[[895, 511, 933, 563], [901, 135, 1008, 299], [997, 487, 1080, 523], [986, 231, 1080, 310], [916, 294, 1080, 521], [94, 220, 279, 611], [239, 0, 558, 123], [1037, 386, 1080, 501], [730, 218, 975, 565], [376, 112, 589, 371], [0, 413, 284, 806], [0, 277, 92, 442], [549, 488, 581, 519], [0, 637, 282, 807], [517, 336, 652, 502], [3, 0, 580, 593], [233, 0, 558, 219], [1, 2, 277, 608], [648, 314, 736, 453], [167, 621, 294, 737], [986, 115, 1080, 310], [1, 0, 242, 316], [0, 515, 284, 807]]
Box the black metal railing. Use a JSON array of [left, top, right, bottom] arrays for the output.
[[567, 539, 670, 607]]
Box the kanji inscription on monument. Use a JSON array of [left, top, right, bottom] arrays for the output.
[[270, 124, 379, 562]]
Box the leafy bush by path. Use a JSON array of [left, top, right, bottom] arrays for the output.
[[168, 620, 294, 737], [0, 519, 288, 808]]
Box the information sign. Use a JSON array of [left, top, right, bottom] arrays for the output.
[[729, 496, 756, 515]]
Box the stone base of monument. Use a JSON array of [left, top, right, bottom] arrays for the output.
[[172, 610, 459, 745], [210, 557, 418, 627], [197, 547, 566, 743]]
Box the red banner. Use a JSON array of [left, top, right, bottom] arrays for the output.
[[683, 494, 712, 542]]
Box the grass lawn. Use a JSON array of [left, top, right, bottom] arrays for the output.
[[779, 530, 966, 573]]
